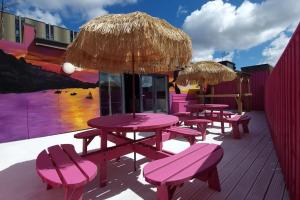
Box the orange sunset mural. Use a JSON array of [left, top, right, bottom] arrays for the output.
[[0, 24, 100, 142]]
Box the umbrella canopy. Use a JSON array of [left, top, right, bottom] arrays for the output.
[[65, 11, 192, 74], [176, 61, 237, 86]]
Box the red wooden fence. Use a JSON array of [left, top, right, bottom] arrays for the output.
[[242, 65, 272, 110], [265, 23, 300, 200], [213, 79, 238, 109]]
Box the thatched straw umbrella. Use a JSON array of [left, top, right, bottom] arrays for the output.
[[176, 61, 236, 86], [176, 61, 237, 103], [65, 11, 192, 117]]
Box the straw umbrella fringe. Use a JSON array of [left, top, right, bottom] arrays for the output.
[[65, 12, 192, 74], [176, 61, 237, 86], [65, 12, 192, 117], [176, 61, 237, 104]]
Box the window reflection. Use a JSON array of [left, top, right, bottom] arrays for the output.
[[100, 73, 122, 116]]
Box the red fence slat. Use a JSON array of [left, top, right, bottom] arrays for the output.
[[265, 22, 300, 200]]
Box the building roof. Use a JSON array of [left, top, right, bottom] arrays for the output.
[[241, 64, 273, 73]]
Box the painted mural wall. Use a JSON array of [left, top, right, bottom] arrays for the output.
[[0, 25, 99, 143]]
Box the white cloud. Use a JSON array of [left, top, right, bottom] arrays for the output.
[[16, 8, 62, 26], [183, 0, 300, 62], [215, 52, 235, 62], [262, 33, 290, 66], [177, 5, 188, 17], [15, 0, 138, 26], [192, 48, 214, 61]]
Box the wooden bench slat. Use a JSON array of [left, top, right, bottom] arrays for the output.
[[166, 127, 200, 136], [36, 150, 63, 187], [144, 144, 209, 176], [225, 115, 251, 122], [74, 129, 99, 139], [144, 144, 221, 185], [61, 144, 97, 182], [47, 145, 87, 187], [167, 148, 223, 184]]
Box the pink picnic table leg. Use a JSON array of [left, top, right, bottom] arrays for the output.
[[220, 109, 225, 134], [155, 129, 163, 151], [99, 129, 108, 187], [64, 186, 84, 200], [157, 185, 169, 200]]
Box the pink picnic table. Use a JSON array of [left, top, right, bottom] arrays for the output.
[[186, 104, 229, 134], [87, 113, 179, 186]]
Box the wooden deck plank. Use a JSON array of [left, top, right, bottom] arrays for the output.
[[244, 151, 278, 200], [226, 146, 275, 200], [206, 136, 272, 200], [187, 131, 270, 199], [282, 187, 290, 200], [265, 165, 288, 200]]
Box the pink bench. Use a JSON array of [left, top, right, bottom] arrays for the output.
[[36, 144, 97, 200], [224, 115, 251, 139], [172, 112, 195, 125], [165, 126, 200, 145], [204, 110, 235, 118], [184, 119, 212, 141], [170, 94, 198, 113], [74, 129, 100, 155], [143, 143, 223, 200]]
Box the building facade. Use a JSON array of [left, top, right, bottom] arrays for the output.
[[1, 11, 77, 44]]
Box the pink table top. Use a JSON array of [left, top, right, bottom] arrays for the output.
[[88, 113, 179, 132], [186, 104, 229, 110]]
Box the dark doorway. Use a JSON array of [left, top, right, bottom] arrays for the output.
[[124, 74, 140, 113]]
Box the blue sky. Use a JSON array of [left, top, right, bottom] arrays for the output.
[[11, 0, 300, 68]]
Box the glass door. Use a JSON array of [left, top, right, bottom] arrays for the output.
[[99, 73, 123, 116], [140, 75, 154, 112], [155, 76, 168, 113], [140, 75, 168, 113]]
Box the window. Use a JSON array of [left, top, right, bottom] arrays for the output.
[[15, 16, 20, 43], [45, 24, 50, 39], [70, 31, 73, 42], [50, 25, 54, 40], [45, 24, 54, 40]]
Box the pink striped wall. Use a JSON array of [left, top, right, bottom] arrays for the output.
[[265, 23, 300, 200], [213, 80, 238, 109], [250, 70, 271, 110]]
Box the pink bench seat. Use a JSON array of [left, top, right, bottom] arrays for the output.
[[74, 129, 100, 155], [224, 115, 251, 139], [165, 126, 200, 145], [36, 144, 97, 200], [143, 143, 223, 200], [184, 119, 212, 141], [172, 112, 195, 125]]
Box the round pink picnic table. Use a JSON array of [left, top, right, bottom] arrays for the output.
[[88, 113, 179, 186], [186, 104, 229, 110], [88, 113, 179, 132], [186, 104, 229, 134]]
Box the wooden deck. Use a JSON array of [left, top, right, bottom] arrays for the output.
[[81, 111, 289, 200], [0, 111, 289, 200]]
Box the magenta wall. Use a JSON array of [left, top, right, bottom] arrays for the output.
[[214, 68, 271, 111], [249, 70, 271, 110], [213, 80, 238, 109], [265, 23, 300, 200]]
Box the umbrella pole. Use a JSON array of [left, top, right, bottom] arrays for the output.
[[132, 53, 137, 171], [132, 53, 136, 118]]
